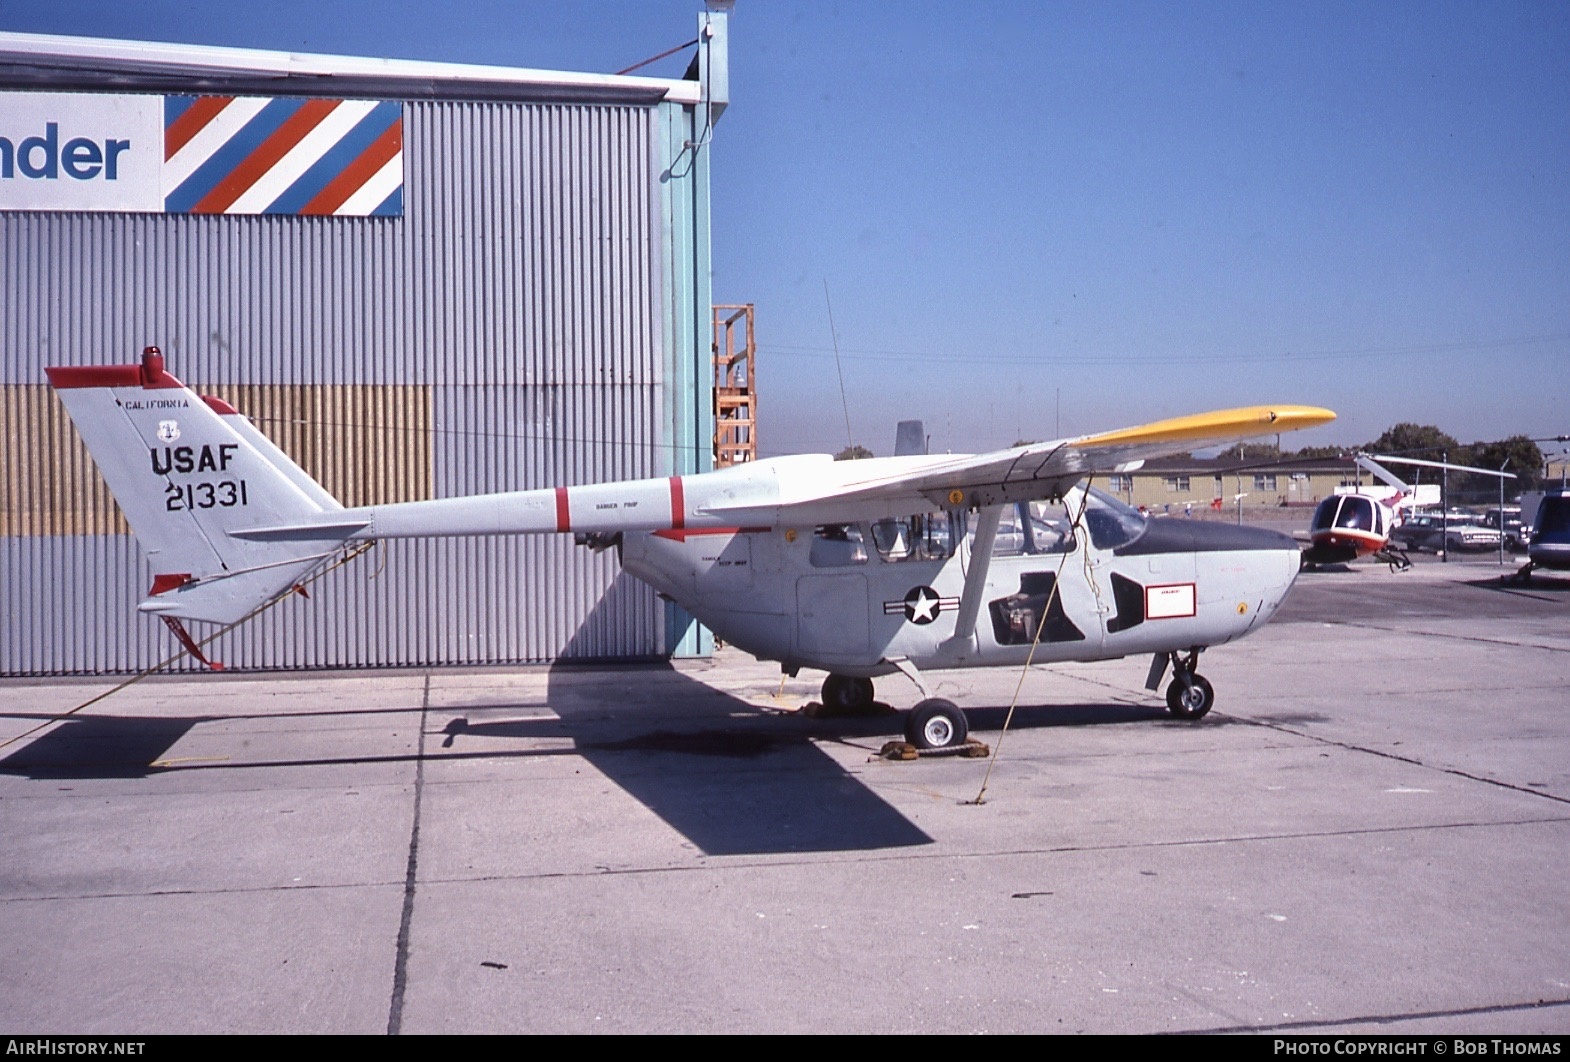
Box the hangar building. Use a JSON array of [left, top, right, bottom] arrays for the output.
[[0, 9, 729, 674]]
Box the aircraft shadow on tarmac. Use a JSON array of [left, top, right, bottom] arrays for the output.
[[1467, 574, 1570, 600], [428, 574, 934, 856], [428, 577, 1217, 856], [0, 715, 205, 780], [441, 674, 1190, 858], [438, 577, 1111, 854]]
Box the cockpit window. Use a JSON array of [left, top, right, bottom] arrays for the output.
[[809, 524, 868, 567], [871, 512, 958, 563], [962, 486, 1143, 554], [1334, 496, 1375, 532], [1080, 485, 1148, 550], [980, 500, 1077, 556]]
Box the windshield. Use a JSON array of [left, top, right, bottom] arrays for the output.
[[1080, 484, 1148, 550], [1334, 496, 1376, 533], [1538, 497, 1570, 537], [1311, 497, 1338, 533]]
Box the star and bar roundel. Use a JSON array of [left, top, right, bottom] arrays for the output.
[[163, 95, 403, 216], [883, 585, 960, 625]]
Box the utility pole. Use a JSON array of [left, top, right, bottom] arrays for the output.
[[1499, 459, 1509, 566], [1441, 449, 1449, 563]]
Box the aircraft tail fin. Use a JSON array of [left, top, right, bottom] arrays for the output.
[[46, 348, 364, 626], [894, 420, 927, 457]]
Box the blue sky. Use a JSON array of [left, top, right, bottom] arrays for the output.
[[4, 1, 1567, 459]]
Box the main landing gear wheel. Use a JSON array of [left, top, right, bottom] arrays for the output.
[[821, 674, 875, 714], [1166, 674, 1215, 720], [905, 698, 969, 750]]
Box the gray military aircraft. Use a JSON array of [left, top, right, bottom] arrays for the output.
[[48, 348, 1335, 750]]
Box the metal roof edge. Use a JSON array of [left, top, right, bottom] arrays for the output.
[[0, 29, 703, 105], [1139, 455, 1353, 474]]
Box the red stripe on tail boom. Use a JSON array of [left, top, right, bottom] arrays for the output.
[[669, 477, 685, 529]]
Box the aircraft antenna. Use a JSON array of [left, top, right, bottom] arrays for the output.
[[823, 280, 855, 449]]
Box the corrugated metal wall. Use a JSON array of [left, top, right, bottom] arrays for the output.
[[1, 99, 698, 674]]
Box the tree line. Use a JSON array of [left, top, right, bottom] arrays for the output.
[[1218, 424, 1550, 497]]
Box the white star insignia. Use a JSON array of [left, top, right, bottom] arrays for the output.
[[906, 587, 940, 624]]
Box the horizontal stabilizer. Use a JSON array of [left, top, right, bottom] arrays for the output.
[[135, 555, 338, 625]]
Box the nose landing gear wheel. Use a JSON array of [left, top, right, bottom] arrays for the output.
[[1166, 674, 1215, 720], [905, 698, 969, 750], [821, 674, 876, 715]]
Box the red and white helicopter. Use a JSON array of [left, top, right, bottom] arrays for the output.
[[1303, 453, 1513, 570], [48, 348, 1337, 749]]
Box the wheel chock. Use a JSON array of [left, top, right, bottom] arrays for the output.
[[876, 739, 990, 761]]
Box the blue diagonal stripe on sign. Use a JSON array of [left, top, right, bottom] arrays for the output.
[[164, 97, 304, 213], [264, 100, 402, 215], [164, 95, 197, 127], [372, 185, 404, 217]]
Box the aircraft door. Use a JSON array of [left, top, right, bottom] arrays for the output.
[[979, 498, 1106, 658], [794, 524, 874, 662], [1063, 487, 1171, 652], [795, 573, 871, 660]]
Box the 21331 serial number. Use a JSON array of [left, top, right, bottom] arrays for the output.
[[165, 480, 249, 511]]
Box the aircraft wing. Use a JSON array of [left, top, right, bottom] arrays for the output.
[[700, 404, 1336, 525]]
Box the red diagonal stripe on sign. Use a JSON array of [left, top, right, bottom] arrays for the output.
[[165, 96, 234, 160], [300, 119, 402, 216], [190, 99, 340, 215]]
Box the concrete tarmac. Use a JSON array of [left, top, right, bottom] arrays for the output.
[[2, 551, 1568, 1034]]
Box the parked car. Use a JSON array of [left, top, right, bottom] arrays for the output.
[[1390, 512, 1443, 551], [1480, 507, 1529, 551], [1391, 511, 1503, 553]]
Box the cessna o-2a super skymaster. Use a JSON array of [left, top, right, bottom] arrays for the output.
[[48, 349, 1335, 751]]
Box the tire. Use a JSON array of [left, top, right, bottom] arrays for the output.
[[904, 698, 969, 750], [1166, 674, 1215, 720], [821, 674, 874, 713]]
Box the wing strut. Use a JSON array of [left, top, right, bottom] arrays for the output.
[[943, 504, 1005, 656]]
